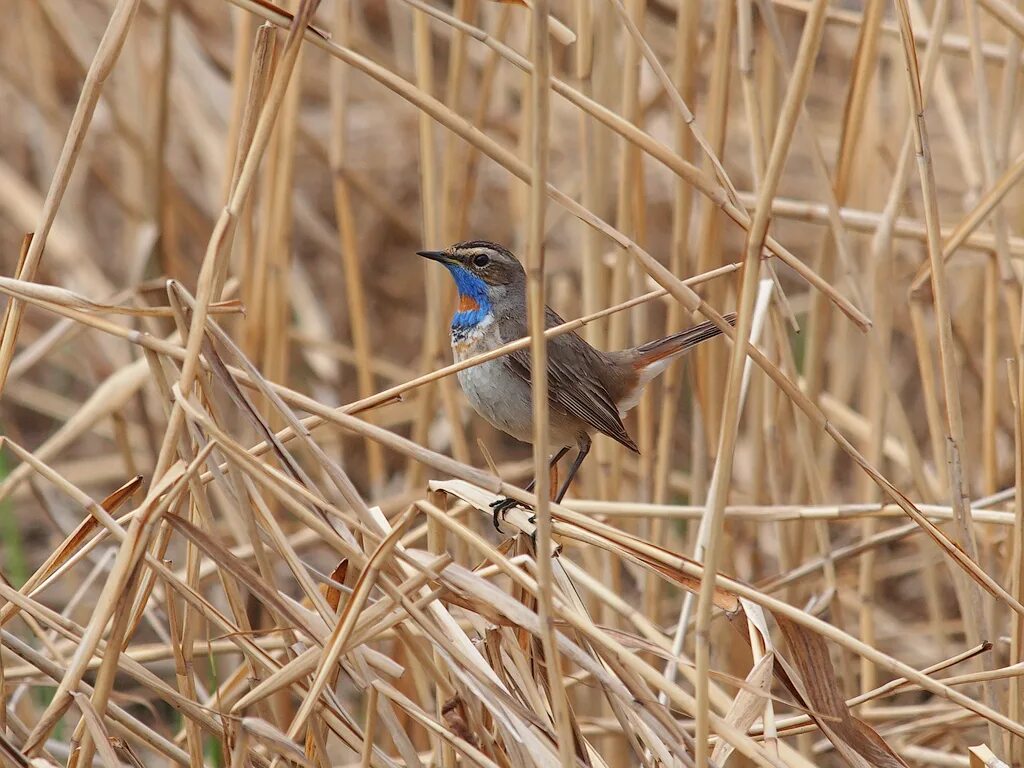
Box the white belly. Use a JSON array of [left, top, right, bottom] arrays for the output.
[[451, 321, 579, 448], [453, 326, 535, 444]]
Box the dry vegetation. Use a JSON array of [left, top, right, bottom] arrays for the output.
[[3, 0, 1024, 766]]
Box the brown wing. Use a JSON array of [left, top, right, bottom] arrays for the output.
[[498, 307, 639, 453]]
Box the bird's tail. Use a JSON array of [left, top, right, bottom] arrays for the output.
[[629, 312, 737, 373], [607, 313, 736, 416]]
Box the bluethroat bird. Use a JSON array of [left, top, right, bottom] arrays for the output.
[[418, 240, 733, 528]]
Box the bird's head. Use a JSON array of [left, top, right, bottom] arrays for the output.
[[417, 240, 525, 330]]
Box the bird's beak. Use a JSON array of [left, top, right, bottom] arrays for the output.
[[416, 249, 452, 264]]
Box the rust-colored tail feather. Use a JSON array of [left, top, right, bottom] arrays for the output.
[[631, 312, 737, 369]]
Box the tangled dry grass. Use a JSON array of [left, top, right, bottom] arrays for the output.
[[2, 0, 1024, 766]]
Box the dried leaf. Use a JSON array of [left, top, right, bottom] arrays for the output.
[[775, 615, 909, 768], [710, 652, 774, 766], [442, 695, 481, 748], [968, 744, 1010, 768], [241, 717, 315, 766], [323, 559, 349, 612]]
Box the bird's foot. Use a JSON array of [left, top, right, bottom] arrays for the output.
[[526, 513, 538, 550], [489, 497, 527, 532], [490, 502, 561, 555]]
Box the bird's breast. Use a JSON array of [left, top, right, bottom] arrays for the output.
[[454, 348, 536, 443], [450, 312, 496, 357], [449, 318, 529, 442]]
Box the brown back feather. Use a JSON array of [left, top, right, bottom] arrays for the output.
[[493, 308, 735, 454], [497, 306, 640, 453]]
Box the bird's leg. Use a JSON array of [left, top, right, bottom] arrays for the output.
[[527, 435, 592, 525], [556, 435, 592, 502], [490, 446, 570, 531]]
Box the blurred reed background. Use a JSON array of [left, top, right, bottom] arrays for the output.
[[2, 0, 1024, 766]]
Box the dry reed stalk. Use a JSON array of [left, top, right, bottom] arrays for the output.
[[1012, 355, 1024, 768], [522, 0, 576, 761], [858, 0, 953, 696], [694, 6, 827, 762], [645, 0, 700, 651], [406, 0, 446, 493], [331, 0, 387, 492], [605, 0, 644, 515], [0, 0, 142, 395], [893, 1, 999, 739]]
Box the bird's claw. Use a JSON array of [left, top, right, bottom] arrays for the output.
[[526, 514, 538, 549], [489, 501, 557, 554], [489, 497, 525, 532]]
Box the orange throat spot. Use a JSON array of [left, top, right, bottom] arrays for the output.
[[458, 294, 480, 312]]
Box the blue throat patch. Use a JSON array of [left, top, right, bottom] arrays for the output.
[[445, 264, 491, 333]]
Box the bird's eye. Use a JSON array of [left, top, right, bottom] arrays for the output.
[[473, 253, 490, 268]]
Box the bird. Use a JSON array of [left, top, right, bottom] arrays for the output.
[[417, 240, 733, 528]]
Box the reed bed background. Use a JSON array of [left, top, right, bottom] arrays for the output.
[[1, 0, 1024, 765]]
